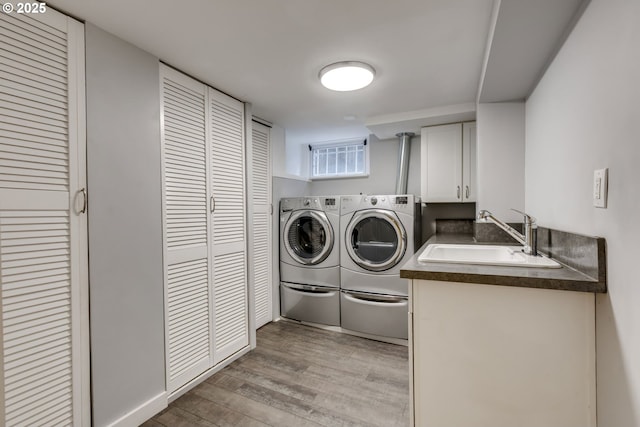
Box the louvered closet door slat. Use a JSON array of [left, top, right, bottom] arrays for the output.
[[0, 8, 87, 427], [210, 92, 245, 246], [252, 126, 269, 205], [208, 89, 248, 363], [161, 65, 212, 393], [250, 123, 271, 328], [253, 212, 270, 327], [0, 14, 69, 194], [212, 252, 247, 361]]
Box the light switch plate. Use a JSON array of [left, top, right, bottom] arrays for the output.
[[593, 168, 608, 208]]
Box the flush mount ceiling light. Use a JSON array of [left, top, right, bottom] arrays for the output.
[[319, 61, 375, 91]]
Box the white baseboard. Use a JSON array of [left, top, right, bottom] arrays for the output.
[[106, 391, 167, 427]]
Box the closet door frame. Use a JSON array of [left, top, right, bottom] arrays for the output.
[[68, 18, 91, 427]]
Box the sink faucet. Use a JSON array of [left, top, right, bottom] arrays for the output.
[[477, 209, 538, 256]]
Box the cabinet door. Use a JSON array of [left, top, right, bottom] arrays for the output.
[[462, 122, 476, 202], [0, 11, 89, 426], [420, 124, 462, 202], [160, 65, 212, 393], [411, 279, 596, 427], [208, 88, 249, 364], [249, 122, 272, 329]]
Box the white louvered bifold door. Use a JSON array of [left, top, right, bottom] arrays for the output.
[[160, 65, 212, 393], [0, 8, 89, 427], [250, 122, 271, 328], [208, 88, 249, 364]]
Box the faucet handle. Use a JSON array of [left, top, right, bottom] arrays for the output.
[[477, 209, 491, 220], [510, 208, 536, 224]]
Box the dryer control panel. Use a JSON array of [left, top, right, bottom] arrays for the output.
[[341, 194, 418, 213]]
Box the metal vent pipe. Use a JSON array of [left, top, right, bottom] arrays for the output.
[[395, 132, 414, 194]]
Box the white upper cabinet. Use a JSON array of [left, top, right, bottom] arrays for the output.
[[420, 122, 476, 203]]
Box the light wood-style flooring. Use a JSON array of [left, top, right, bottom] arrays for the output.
[[143, 320, 409, 427]]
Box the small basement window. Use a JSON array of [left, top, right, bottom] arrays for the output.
[[310, 138, 369, 179]]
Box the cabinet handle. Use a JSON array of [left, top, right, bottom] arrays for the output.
[[465, 185, 470, 199], [457, 186, 461, 199], [210, 196, 216, 213]]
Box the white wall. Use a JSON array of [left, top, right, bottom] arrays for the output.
[[271, 124, 288, 177], [476, 102, 525, 221], [309, 135, 422, 196], [85, 24, 166, 426], [525, 0, 640, 425], [286, 138, 310, 178]]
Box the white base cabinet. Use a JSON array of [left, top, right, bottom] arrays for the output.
[[409, 279, 596, 427]]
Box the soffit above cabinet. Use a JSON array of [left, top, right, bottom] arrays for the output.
[[478, 0, 590, 103], [366, 0, 589, 140], [365, 103, 476, 140]]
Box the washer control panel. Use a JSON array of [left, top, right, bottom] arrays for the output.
[[280, 197, 341, 212]]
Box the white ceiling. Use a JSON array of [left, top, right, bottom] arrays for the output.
[[48, 0, 586, 144]]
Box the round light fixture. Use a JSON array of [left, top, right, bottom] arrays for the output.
[[319, 61, 375, 91]]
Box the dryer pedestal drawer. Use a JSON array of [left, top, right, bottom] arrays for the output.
[[340, 290, 408, 339], [280, 282, 340, 326]]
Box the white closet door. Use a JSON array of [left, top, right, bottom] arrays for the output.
[[208, 88, 249, 364], [160, 65, 212, 392], [0, 9, 89, 427], [250, 122, 272, 328]]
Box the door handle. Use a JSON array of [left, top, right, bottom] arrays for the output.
[[465, 185, 470, 199], [76, 188, 87, 214], [457, 186, 461, 199], [210, 196, 216, 213]]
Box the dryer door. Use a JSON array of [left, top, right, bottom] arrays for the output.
[[284, 210, 334, 265], [346, 209, 407, 271]]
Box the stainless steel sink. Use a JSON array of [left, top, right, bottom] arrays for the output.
[[418, 244, 561, 268]]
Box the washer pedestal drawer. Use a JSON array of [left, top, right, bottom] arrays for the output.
[[280, 282, 340, 326], [340, 290, 408, 339]]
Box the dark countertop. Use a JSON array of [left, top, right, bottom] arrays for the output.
[[400, 234, 606, 293]]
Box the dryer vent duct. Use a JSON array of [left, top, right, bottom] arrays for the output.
[[395, 132, 414, 195]]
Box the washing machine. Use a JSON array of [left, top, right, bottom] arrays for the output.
[[279, 196, 340, 326], [340, 194, 421, 339]]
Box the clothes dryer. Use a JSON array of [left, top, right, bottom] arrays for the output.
[[340, 194, 421, 339]]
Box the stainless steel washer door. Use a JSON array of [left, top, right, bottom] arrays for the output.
[[345, 209, 407, 271], [284, 210, 334, 265]]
